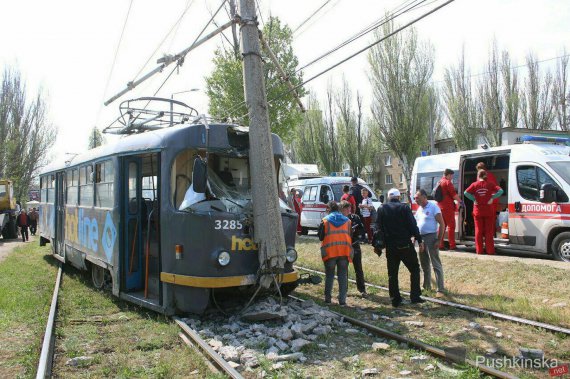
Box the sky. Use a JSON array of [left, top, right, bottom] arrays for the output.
[[0, 0, 568, 164]]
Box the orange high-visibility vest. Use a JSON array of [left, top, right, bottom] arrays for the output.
[[320, 219, 352, 262]]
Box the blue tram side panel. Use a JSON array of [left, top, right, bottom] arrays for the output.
[[38, 122, 299, 315]]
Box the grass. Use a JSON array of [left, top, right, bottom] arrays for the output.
[[295, 238, 570, 327], [0, 242, 213, 378], [0, 243, 58, 378]]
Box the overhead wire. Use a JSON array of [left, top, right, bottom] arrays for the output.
[[294, 0, 342, 38], [167, 0, 195, 52], [152, 0, 228, 98], [292, 0, 333, 35], [230, 0, 456, 123], [218, 0, 428, 122], [131, 0, 197, 83], [96, 0, 134, 126]]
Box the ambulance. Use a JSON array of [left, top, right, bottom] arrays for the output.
[[410, 135, 570, 262], [285, 176, 381, 235]]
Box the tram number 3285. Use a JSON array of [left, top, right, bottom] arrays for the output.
[[214, 220, 243, 230]]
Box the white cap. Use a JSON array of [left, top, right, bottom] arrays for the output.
[[387, 188, 401, 199]]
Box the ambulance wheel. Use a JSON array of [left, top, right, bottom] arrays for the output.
[[552, 232, 570, 262], [300, 227, 308, 235]]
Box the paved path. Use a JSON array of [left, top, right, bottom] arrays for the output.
[[0, 237, 35, 264]]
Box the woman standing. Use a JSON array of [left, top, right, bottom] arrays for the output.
[[464, 170, 504, 255]]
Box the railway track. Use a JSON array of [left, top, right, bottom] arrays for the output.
[[295, 264, 570, 336], [36, 264, 62, 379], [288, 294, 516, 379]]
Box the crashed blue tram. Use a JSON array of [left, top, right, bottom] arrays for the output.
[[38, 122, 299, 314]]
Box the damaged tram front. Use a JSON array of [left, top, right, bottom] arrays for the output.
[[39, 119, 299, 315]]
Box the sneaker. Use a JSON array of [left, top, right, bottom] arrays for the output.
[[411, 298, 426, 304], [435, 291, 446, 298], [360, 292, 369, 299]]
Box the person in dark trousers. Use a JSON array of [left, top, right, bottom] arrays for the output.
[[375, 188, 425, 307], [29, 207, 39, 235], [349, 177, 364, 215], [17, 210, 30, 242], [318, 201, 352, 305], [340, 200, 368, 297]]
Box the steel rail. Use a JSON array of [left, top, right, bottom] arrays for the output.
[[295, 265, 570, 336], [174, 318, 244, 379], [289, 295, 517, 379], [36, 265, 62, 379]]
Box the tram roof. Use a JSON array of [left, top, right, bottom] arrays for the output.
[[41, 123, 285, 175]]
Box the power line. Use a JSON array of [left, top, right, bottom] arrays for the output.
[[97, 0, 134, 125], [292, 0, 333, 35], [132, 0, 197, 82], [297, 0, 427, 73], [231, 0, 456, 123], [434, 53, 570, 85], [294, 0, 342, 38]]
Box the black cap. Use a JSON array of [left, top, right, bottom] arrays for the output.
[[351, 176, 358, 182]]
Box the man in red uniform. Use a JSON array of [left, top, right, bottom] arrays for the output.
[[476, 162, 500, 218], [437, 169, 462, 250], [464, 170, 504, 254], [340, 185, 356, 214]]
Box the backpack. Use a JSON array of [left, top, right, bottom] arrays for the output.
[[432, 180, 444, 202]]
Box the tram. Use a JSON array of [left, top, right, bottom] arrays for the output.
[[38, 98, 299, 314]]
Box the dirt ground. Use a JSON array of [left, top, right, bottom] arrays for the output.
[[0, 236, 32, 263]]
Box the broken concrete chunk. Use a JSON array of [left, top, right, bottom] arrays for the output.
[[291, 338, 311, 352], [372, 342, 390, 351], [404, 321, 424, 327], [361, 368, 379, 376], [65, 356, 93, 367]]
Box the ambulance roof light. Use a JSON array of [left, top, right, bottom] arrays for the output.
[[521, 135, 570, 144]]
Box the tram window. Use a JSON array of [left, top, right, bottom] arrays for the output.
[[40, 177, 47, 202], [66, 169, 78, 205], [95, 160, 114, 208], [47, 174, 55, 204], [79, 165, 94, 206], [171, 149, 199, 208], [142, 176, 157, 200], [128, 162, 138, 214]]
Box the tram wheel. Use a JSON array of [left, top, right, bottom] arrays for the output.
[[91, 264, 108, 289], [552, 232, 570, 262]]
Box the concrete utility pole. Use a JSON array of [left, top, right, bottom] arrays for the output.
[[239, 0, 286, 287]]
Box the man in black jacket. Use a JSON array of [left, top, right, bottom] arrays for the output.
[[375, 188, 424, 307], [349, 177, 364, 216]]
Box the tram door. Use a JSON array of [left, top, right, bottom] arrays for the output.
[[54, 172, 65, 256], [123, 158, 143, 291]]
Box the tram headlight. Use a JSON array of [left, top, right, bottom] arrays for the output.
[[217, 251, 231, 266], [286, 248, 297, 263]]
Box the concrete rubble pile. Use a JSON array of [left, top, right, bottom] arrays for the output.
[[183, 297, 350, 371]]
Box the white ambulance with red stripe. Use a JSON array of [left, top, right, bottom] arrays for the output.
[[410, 136, 570, 261], [286, 177, 381, 235]]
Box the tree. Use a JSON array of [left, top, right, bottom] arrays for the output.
[[335, 78, 372, 177], [317, 85, 341, 173], [501, 50, 521, 129], [88, 126, 104, 149], [443, 49, 481, 150], [291, 94, 321, 165], [553, 51, 569, 131], [478, 41, 503, 146], [0, 67, 57, 201], [369, 19, 434, 191], [521, 53, 554, 130], [205, 17, 306, 143]]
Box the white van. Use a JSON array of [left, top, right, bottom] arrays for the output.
[[285, 177, 381, 234], [410, 136, 570, 261]]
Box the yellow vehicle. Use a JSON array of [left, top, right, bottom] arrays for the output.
[[0, 180, 18, 239]]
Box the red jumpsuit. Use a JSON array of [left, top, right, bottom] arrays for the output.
[[437, 177, 458, 250], [293, 195, 303, 234], [465, 180, 502, 254]]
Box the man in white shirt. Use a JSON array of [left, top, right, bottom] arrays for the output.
[[414, 189, 446, 297]]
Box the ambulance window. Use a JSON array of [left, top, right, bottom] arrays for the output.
[[320, 185, 333, 204], [516, 166, 539, 201], [309, 186, 318, 201], [302, 187, 311, 201]]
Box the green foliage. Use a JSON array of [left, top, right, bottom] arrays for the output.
[[368, 18, 434, 186], [87, 126, 104, 149], [205, 17, 306, 143], [0, 66, 57, 201]]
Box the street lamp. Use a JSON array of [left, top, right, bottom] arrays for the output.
[[170, 88, 199, 127]]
